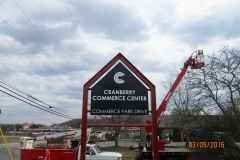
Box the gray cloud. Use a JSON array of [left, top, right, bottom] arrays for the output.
[[69, 1, 149, 41], [1, 0, 240, 125], [153, 1, 240, 47]]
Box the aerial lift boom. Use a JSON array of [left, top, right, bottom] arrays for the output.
[[146, 50, 205, 144]]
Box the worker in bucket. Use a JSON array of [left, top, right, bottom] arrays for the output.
[[42, 145, 50, 160]]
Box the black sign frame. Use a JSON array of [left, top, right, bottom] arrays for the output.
[[91, 62, 149, 115]]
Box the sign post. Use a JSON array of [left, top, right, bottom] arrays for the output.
[[81, 53, 159, 160]]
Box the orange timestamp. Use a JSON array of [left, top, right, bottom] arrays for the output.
[[189, 141, 225, 148]]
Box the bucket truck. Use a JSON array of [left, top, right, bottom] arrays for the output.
[[18, 128, 122, 160], [137, 50, 205, 160]]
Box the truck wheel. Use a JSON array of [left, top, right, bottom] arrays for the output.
[[165, 157, 178, 160]]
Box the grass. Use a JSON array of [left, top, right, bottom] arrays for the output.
[[99, 146, 137, 158], [120, 151, 136, 158], [0, 136, 20, 144]]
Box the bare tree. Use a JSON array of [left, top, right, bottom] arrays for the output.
[[88, 101, 142, 147], [98, 115, 142, 147], [188, 46, 240, 158], [163, 72, 203, 144]]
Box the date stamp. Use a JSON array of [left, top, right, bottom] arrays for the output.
[[189, 141, 224, 148]]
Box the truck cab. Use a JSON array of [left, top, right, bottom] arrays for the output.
[[78, 143, 122, 160]]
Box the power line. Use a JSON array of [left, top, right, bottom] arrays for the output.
[[0, 84, 77, 119], [0, 34, 80, 100], [0, 62, 46, 94], [0, 86, 78, 119], [0, 2, 82, 118], [0, 63, 81, 118], [0, 18, 81, 99], [0, 78, 81, 118], [12, 0, 83, 84], [0, 49, 80, 109], [0, 78, 29, 97], [0, 50, 49, 96]]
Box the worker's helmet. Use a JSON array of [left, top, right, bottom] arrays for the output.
[[42, 145, 47, 149]]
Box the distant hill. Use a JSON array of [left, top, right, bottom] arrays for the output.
[[59, 118, 100, 128], [59, 118, 82, 128], [59, 115, 145, 130]]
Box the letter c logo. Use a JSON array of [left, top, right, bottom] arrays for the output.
[[114, 72, 125, 84]]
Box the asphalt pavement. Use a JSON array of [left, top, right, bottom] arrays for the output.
[[0, 143, 20, 160]]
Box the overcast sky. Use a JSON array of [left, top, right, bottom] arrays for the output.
[[0, 0, 240, 126]]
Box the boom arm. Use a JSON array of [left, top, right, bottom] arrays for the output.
[[146, 50, 204, 133], [156, 50, 204, 121], [156, 65, 187, 120]]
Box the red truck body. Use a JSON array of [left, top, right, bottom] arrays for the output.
[[19, 143, 123, 160], [20, 147, 78, 160]]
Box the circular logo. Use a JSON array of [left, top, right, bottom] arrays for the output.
[[114, 72, 125, 84]]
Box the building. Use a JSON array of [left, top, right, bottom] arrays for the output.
[[22, 122, 30, 130], [140, 115, 185, 142], [20, 122, 74, 133]]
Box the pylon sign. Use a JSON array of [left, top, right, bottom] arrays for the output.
[[91, 60, 149, 115]]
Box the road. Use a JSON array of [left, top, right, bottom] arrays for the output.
[[0, 143, 20, 160]]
